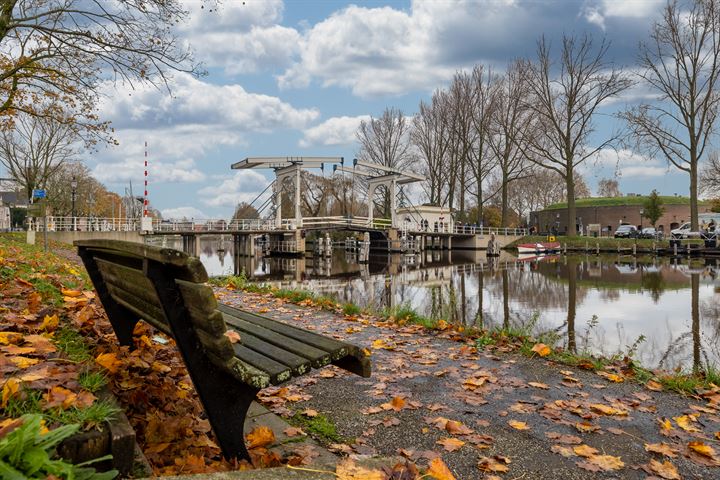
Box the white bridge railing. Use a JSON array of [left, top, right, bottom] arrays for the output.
[[27, 215, 527, 236]]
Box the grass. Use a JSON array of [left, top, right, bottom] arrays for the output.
[[53, 326, 93, 362], [289, 412, 348, 445], [545, 195, 709, 210], [381, 304, 440, 329], [78, 370, 108, 393], [342, 303, 362, 316]]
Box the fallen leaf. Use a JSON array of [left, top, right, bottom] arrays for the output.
[[573, 444, 599, 458], [95, 352, 122, 374], [597, 371, 624, 383], [427, 457, 456, 480], [646, 380, 663, 391], [302, 409, 318, 417], [1, 378, 20, 408], [528, 381, 549, 389], [583, 454, 624, 471], [674, 415, 700, 433], [508, 420, 529, 431], [436, 437, 465, 452], [531, 343, 551, 357], [645, 459, 680, 480], [335, 458, 385, 480], [688, 441, 718, 459], [550, 445, 575, 457], [645, 442, 678, 458], [246, 426, 275, 449], [478, 456, 510, 473], [223, 330, 241, 343], [445, 420, 473, 435], [589, 403, 627, 416], [61, 289, 82, 297]]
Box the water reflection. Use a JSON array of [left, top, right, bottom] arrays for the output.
[[147, 236, 720, 371]]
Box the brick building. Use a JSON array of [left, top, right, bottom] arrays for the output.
[[530, 196, 713, 235]]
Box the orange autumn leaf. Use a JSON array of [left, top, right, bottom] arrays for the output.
[[0, 332, 23, 345], [597, 371, 625, 383], [40, 314, 59, 332], [8, 356, 39, 369], [584, 454, 624, 471], [589, 403, 627, 416], [381, 396, 406, 411], [445, 420, 473, 435], [1, 378, 20, 408], [427, 457, 456, 480], [223, 330, 241, 344], [528, 381, 549, 389], [531, 343, 551, 357], [335, 458, 385, 480], [437, 437, 465, 452], [246, 426, 275, 449], [646, 459, 680, 480], [95, 352, 122, 374], [674, 415, 700, 432], [44, 386, 78, 410], [508, 420, 530, 431], [688, 441, 718, 459], [645, 443, 678, 458], [61, 289, 82, 297], [573, 444, 599, 458], [478, 456, 510, 473]]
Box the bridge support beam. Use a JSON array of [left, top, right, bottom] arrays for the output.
[[181, 234, 199, 257]]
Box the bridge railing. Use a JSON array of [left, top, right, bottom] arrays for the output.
[[28, 216, 140, 232]]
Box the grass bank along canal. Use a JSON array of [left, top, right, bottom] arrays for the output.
[[177, 235, 720, 374]]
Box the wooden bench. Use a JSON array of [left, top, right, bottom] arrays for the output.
[[75, 239, 371, 460]]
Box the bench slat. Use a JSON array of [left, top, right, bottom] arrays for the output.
[[231, 344, 292, 385], [96, 265, 164, 312], [227, 327, 312, 376], [107, 289, 172, 335], [220, 312, 331, 368], [218, 304, 354, 360]]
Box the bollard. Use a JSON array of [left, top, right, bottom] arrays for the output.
[[596, 243, 599, 255], [673, 243, 678, 256]]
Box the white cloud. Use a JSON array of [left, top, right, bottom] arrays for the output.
[[300, 115, 370, 147], [179, 0, 298, 74], [584, 148, 669, 180], [278, 3, 460, 97], [92, 74, 318, 187], [161, 206, 207, 219], [198, 170, 270, 208], [583, 0, 664, 30]]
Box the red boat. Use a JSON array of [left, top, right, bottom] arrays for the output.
[[516, 241, 561, 254]]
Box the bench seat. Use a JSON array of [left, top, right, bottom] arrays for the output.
[[75, 239, 370, 461]]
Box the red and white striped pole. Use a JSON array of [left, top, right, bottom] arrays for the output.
[[144, 141, 148, 217]]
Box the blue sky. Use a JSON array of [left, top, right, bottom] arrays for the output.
[[84, 0, 692, 220]]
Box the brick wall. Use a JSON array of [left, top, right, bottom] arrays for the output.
[[530, 203, 713, 235]]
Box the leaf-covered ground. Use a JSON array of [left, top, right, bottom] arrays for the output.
[[218, 288, 720, 479], [3, 233, 720, 479]]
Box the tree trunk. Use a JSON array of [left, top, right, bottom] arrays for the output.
[[566, 170, 576, 236], [476, 181, 483, 225], [690, 160, 699, 231], [567, 259, 577, 353], [501, 177, 509, 227], [692, 273, 700, 374], [502, 269, 510, 330]]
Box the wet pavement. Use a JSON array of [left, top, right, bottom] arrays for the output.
[[217, 289, 720, 480]]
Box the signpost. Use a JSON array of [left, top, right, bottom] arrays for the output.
[[29, 190, 48, 252]]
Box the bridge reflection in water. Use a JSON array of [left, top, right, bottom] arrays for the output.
[[147, 235, 720, 373]]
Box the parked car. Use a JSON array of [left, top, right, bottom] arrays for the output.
[[614, 224, 639, 238], [671, 222, 702, 239], [640, 227, 662, 239]]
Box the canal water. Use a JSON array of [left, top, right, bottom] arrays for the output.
[[149, 235, 720, 372]]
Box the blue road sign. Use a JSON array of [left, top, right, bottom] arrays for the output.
[[32, 189, 46, 199]]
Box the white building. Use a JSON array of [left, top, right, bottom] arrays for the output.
[[396, 205, 454, 233]]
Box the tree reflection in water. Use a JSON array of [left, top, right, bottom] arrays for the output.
[[180, 235, 720, 372]]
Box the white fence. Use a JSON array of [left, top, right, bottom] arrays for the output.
[[27, 215, 526, 236]]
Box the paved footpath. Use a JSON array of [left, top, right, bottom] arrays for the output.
[[218, 289, 720, 480]]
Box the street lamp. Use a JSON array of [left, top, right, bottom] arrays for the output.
[[70, 176, 77, 231]]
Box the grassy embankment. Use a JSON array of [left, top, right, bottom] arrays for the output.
[[508, 235, 703, 251], [212, 272, 720, 396]]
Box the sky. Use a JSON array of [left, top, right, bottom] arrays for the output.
[[82, 0, 692, 220]]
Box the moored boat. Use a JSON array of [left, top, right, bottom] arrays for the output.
[[516, 241, 561, 254]]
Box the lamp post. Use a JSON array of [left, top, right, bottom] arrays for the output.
[[70, 176, 77, 231]]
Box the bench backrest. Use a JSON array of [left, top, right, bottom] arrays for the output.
[[75, 239, 271, 388]]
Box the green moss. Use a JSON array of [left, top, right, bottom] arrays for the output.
[[289, 412, 348, 445]]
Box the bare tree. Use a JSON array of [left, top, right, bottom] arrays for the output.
[[622, 0, 720, 231], [232, 202, 259, 221], [468, 64, 498, 224], [356, 107, 413, 216], [0, 0, 200, 138], [487, 60, 535, 227], [524, 34, 632, 235], [597, 177, 622, 197], [0, 112, 78, 201], [412, 92, 450, 205], [701, 152, 720, 196]]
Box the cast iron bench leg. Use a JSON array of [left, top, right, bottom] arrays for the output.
[[145, 262, 258, 460]]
